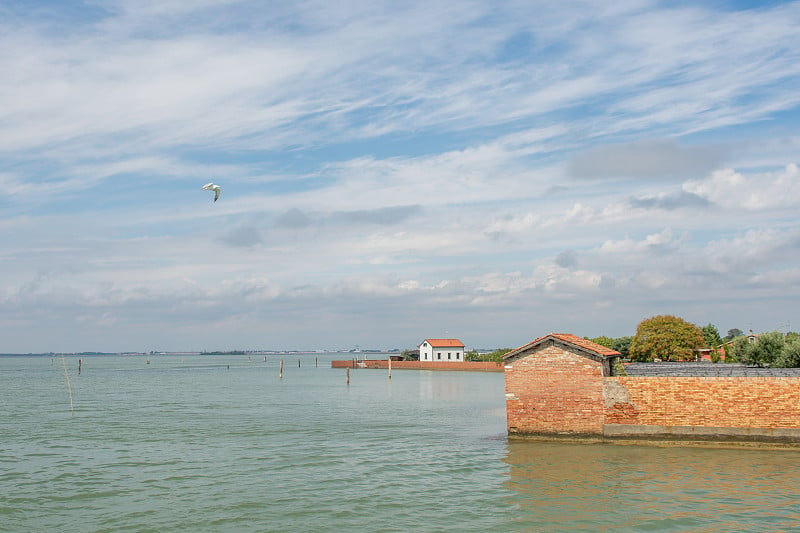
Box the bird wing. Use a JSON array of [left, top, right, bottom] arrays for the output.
[[202, 182, 215, 190], [213, 188, 221, 201]]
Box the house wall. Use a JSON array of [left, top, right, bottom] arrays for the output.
[[505, 344, 605, 436], [419, 343, 463, 362], [505, 348, 800, 443]]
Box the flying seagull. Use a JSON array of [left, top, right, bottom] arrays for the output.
[[201, 182, 221, 202]]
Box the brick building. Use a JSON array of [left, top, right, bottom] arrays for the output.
[[504, 333, 800, 444]]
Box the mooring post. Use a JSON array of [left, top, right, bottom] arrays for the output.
[[315, 357, 318, 368], [388, 357, 392, 380], [298, 359, 301, 368], [280, 359, 284, 379], [346, 367, 350, 385]]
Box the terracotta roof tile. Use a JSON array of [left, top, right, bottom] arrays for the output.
[[551, 333, 620, 356], [503, 333, 620, 359], [422, 338, 465, 347]]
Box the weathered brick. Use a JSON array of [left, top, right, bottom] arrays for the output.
[[505, 338, 800, 442]]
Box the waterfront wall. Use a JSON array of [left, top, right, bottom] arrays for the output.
[[603, 376, 800, 442], [332, 359, 504, 371], [505, 340, 800, 444]]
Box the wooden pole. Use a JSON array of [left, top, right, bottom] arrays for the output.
[[298, 359, 301, 368], [280, 359, 284, 379], [315, 357, 318, 368], [346, 367, 350, 385], [60, 354, 74, 417], [388, 357, 392, 380]]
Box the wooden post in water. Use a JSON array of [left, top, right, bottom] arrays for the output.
[[346, 367, 350, 385], [315, 357, 318, 368], [298, 359, 301, 368], [60, 354, 74, 417], [280, 359, 284, 379], [388, 356, 392, 380]]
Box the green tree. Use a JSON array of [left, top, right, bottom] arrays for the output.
[[588, 336, 615, 349], [777, 336, 800, 368], [629, 315, 706, 362], [724, 328, 744, 341], [701, 323, 722, 349], [401, 349, 419, 361], [775, 332, 800, 367], [474, 348, 512, 362], [612, 336, 632, 359], [465, 348, 511, 362], [722, 342, 736, 363], [732, 331, 800, 368], [733, 331, 784, 367]]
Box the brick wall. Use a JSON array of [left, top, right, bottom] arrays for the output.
[[331, 359, 504, 371], [505, 346, 800, 443], [505, 345, 605, 436], [604, 377, 800, 429]]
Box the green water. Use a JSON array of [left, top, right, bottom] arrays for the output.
[[1, 355, 799, 532]]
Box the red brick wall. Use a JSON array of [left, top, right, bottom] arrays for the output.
[[604, 377, 800, 429], [505, 345, 605, 436], [331, 360, 504, 371]]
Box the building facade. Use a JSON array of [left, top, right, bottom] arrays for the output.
[[419, 338, 465, 362]]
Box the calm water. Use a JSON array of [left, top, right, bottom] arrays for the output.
[[1, 354, 799, 532]]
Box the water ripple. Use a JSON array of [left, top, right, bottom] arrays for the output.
[[2, 355, 799, 532]]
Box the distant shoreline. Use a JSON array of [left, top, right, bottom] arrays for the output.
[[0, 350, 401, 357]]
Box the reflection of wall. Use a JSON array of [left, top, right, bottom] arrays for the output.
[[418, 374, 464, 402], [505, 344, 604, 436], [503, 442, 612, 528], [503, 440, 800, 529]]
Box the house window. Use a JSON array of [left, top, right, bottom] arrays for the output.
[[448, 352, 452, 360], [437, 352, 441, 360]]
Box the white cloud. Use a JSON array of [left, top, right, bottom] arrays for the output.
[[596, 228, 683, 256], [2, 1, 800, 351], [684, 163, 800, 210]]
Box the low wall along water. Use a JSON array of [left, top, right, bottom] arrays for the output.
[[504, 338, 800, 445], [332, 359, 504, 371]]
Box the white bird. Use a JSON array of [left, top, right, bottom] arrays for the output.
[[201, 182, 221, 202]]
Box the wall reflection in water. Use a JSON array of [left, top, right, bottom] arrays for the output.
[[503, 440, 800, 531]]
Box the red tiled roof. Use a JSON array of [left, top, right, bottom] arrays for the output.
[[552, 333, 620, 356], [503, 333, 620, 360], [422, 338, 465, 347]]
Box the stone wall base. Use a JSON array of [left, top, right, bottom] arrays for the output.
[[508, 427, 800, 449], [603, 424, 800, 444]]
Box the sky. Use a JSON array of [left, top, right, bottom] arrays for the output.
[[1, 0, 799, 353]]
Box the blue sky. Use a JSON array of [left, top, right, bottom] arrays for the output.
[[2, 0, 799, 352]]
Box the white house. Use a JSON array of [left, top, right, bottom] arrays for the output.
[[418, 339, 465, 362]]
